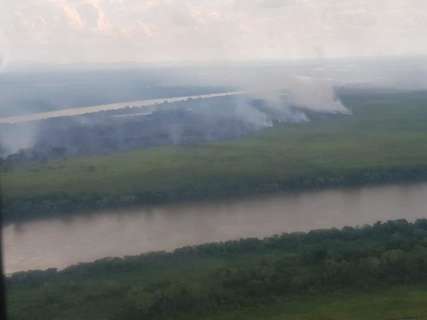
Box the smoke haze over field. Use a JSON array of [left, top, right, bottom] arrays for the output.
[[1, 1, 427, 157], [2, 56, 427, 156]]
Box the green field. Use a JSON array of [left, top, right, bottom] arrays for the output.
[[204, 287, 427, 320], [3, 89, 427, 221], [7, 220, 427, 320]]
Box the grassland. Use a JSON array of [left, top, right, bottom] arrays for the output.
[[203, 287, 427, 320], [2, 89, 427, 221]]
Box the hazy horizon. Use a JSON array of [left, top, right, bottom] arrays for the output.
[[2, 0, 427, 69]]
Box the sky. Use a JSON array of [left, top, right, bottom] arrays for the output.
[[1, 0, 427, 66]]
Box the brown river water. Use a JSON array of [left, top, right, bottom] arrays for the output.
[[3, 182, 427, 274]]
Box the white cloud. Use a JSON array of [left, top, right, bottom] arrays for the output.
[[1, 0, 427, 65]]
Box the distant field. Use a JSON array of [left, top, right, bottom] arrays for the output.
[[2, 89, 427, 221]]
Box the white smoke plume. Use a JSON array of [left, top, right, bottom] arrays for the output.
[[286, 77, 351, 114], [0, 124, 39, 157], [167, 63, 352, 123]]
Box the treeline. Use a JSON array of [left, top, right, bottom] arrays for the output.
[[7, 219, 427, 320], [4, 165, 427, 222]]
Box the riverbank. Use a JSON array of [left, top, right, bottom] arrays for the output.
[[7, 219, 427, 320], [2, 89, 427, 222]]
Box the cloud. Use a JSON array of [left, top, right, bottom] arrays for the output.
[[1, 0, 427, 65], [61, 2, 84, 29]]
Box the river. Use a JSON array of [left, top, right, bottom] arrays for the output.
[[0, 91, 244, 124], [4, 182, 427, 274]]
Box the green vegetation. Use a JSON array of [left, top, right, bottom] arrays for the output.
[[3, 89, 427, 221], [7, 219, 427, 319], [202, 287, 427, 320]]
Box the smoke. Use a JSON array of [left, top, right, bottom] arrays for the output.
[[233, 95, 273, 128], [0, 62, 354, 157], [0, 56, 5, 72], [286, 77, 351, 114], [242, 71, 352, 128], [166, 62, 352, 121], [0, 50, 8, 73], [0, 123, 39, 157], [0, 27, 10, 73], [14, 57, 426, 157]]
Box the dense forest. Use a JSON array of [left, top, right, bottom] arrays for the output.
[[7, 219, 427, 320], [2, 89, 427, 222]]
